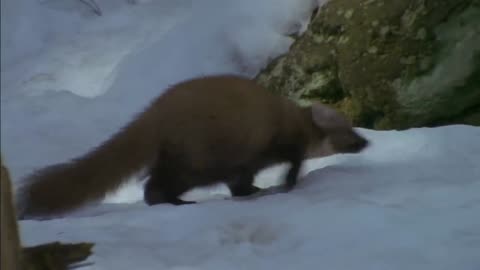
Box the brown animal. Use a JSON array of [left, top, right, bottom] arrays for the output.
[[17, 74, 368, 218]]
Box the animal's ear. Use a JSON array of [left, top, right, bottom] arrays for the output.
[[310, 103, 350, 129]]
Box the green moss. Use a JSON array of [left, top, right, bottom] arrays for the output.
[[256, 0, 479, 129]]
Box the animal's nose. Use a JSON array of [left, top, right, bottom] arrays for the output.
[[352, 137, 369, 151], [359, 138, 369, 148]]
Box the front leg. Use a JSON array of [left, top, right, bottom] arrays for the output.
[[284, 146, 306, 190]]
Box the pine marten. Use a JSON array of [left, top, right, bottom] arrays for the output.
[[17, 74, 368, 218]]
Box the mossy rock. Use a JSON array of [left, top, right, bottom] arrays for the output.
[[256, 0, 480, 130]]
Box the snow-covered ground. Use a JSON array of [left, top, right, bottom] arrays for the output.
[[2, 1, 480, 270], [19, 126, 480, 270]]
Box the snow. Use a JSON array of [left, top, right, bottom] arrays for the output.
[[18, 126, 480, 270], [1, 0, 480, 269]]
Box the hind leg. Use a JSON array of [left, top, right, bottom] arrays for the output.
[[144, 178, 166, 205], [143, 160, 196, 206], [144, 176, 196, 206], [161, 175, 197, 205], [227, 171, 261, 197]]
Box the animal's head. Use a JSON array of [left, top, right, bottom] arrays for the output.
[[306, 103, 369, 158]]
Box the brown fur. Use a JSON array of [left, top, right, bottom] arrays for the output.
[[1, 156, 23, 270], [17, 74, 368, 218]]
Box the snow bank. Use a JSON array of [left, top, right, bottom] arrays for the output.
[[19, 126, 480, 270]]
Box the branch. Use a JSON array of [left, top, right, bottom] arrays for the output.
[[79, 0, 103, 16]]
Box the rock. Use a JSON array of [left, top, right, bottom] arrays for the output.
[[256, 0, 480, 130]]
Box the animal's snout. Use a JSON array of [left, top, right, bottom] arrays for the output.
[[350, 136, 369, 153]]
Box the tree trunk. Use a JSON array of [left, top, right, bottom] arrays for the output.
[[1, 156, 94, 270], [1, 156, 22, 270]]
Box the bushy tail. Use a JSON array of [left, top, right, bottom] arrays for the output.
[[17, 120, 157, 218]]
